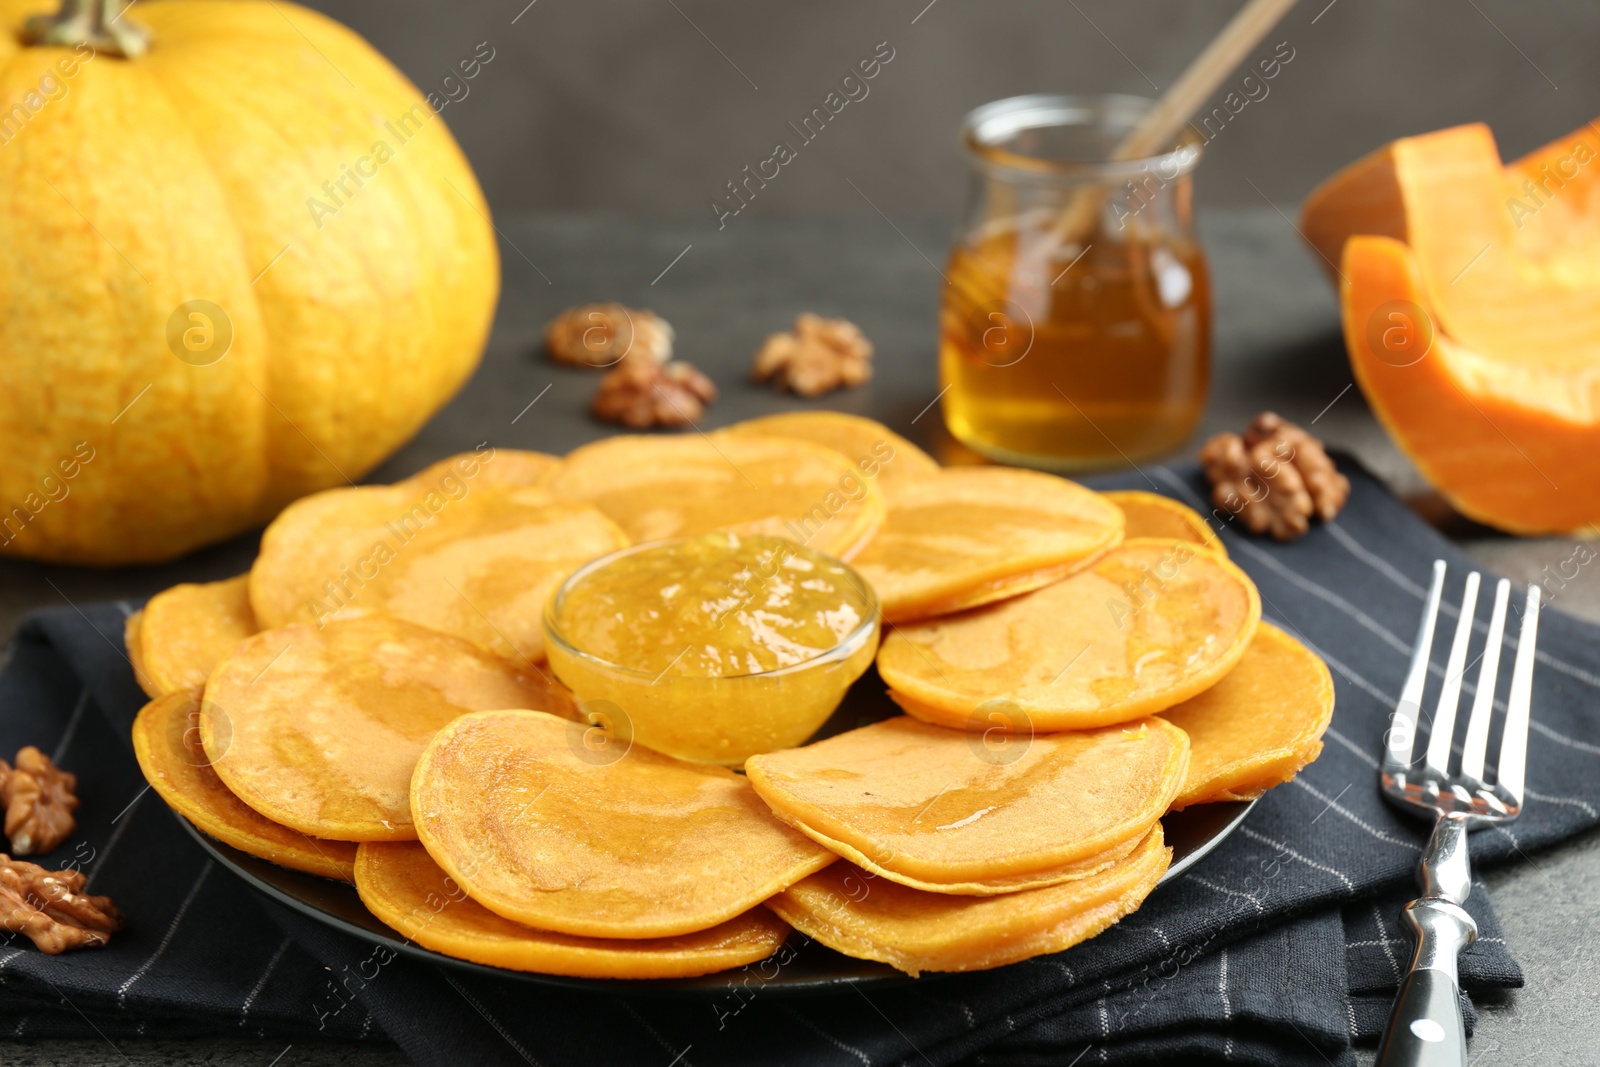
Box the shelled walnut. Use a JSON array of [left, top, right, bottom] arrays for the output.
[[592, 359, 718, 429], [544, 304, 673, 368], [0, 747, 78, 856], [1201, 412, 1350, 541], [0, 855, 123, 954], [752, 313, 873, 397]]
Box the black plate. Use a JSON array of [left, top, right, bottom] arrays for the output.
[[176, 799, 1253, 995], [179, 667, 1256, 994]]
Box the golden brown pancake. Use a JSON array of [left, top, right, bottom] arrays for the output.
[[1160, 622, 1335, 808], [850, 467, 1124, 622], [785, 817, 1144, 895], [411, 710, 836, 939], [133, 690, 357, 881], [540, 433, 885, 561], [766, 826, 1170, 976], [722, 412, 939, 488], [403, 448, 560, 491], [746, 716, 1186, 884], [891, 553, 1107, 621], [134, 575, 258, 696], [125, 610, 153, 698], [1101, 490, 1226, 556], [356, 842, 791, 978], [250, 484, 627, 663], [878, 538, 1261, 730], [202, 616, 573, 842]]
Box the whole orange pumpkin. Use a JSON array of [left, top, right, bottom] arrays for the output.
[[0, 0, 499, 564]]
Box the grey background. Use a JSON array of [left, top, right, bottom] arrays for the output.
[[307, 0, 1593, 222]]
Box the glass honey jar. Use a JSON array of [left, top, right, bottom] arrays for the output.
[[939, 94, 1211, 470]]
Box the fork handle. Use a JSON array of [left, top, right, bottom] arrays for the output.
[[1374, 898, 1477, 1067]]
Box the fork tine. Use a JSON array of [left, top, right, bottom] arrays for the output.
[[1460, 578, 1511, 783], [1496, 584, 1541, 802], [1386, 559, 1446, 771], [1424, 571, 1480, 774]]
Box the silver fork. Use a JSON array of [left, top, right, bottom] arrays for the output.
[[1375, 560, 1540, 1067]]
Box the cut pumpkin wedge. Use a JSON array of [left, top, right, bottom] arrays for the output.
[[1303, 120, 1600, 346], [1342, 234, 1600, 534], [1305, 118, 1600, 533]]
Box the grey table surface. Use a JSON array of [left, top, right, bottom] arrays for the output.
[[4, 209, 1598, 1066]]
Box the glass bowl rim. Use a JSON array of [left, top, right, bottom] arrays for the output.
[[960, 92, 1204, 183], [542, 535, 882, 683]]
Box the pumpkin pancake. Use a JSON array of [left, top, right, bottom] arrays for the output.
[[541, 434, 884, 561], [1102, 490, 1226, 556], [135, 575, 259, 696], [133, 690, 357, 881], [412, 710, 837, 939], [202, 617, 574, 842], [746, 716, 1185, 884], [878, 538, 1261, 730], [723, 412, 940, 488], [1160, 623, 1335, 809], [125, 610, 153, 698], [787, 817, 1144, 895], [356, 842, 790, 978], [849, 467, 1124, 622], [893, 553, 1107, 622], [250, 484, 627, 663], [403, 448, 560, 491], [766, 826, 1170, 976]]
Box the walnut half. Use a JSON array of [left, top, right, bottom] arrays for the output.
[[752, 313, 873, 398], [0, 747, 78, 856], [592, 360, 718, 429], [1200, 412, 1350, 541], [545, 304, 673, 368], [0, 855, 123, 954]]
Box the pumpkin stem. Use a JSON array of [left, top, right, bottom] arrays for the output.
[[21, 0, 149, 58]]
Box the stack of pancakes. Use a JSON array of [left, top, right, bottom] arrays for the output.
[[127, 413, 1334, 978]]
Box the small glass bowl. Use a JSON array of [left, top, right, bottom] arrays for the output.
[[542, 539, 881, 767]]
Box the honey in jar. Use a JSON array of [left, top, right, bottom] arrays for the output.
[[939, 94, 1212, 470]]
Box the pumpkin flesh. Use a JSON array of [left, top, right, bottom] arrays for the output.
[[1305, 119, 1600, 532], [1343, 235, 1600, 533]]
